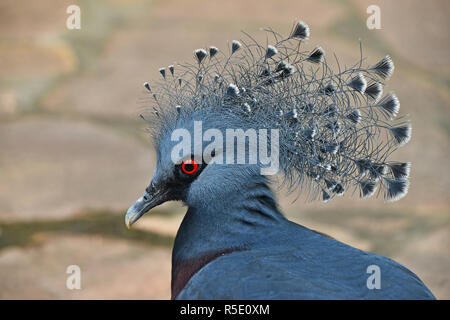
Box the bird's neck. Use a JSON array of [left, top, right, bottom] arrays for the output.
[[171, 178, 284, 298]]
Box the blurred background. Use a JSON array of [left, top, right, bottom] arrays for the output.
[[0, 0, 449, 299]]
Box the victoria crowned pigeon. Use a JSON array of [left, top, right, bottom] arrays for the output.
[[125, 21, 434, 300]]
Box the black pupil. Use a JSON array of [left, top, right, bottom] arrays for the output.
[[185, 163, 194, 172]]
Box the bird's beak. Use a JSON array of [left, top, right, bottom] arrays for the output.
[[125, 188, 167, 229]]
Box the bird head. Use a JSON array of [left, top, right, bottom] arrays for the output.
[[126, 20, 412, 228], [125, 110, 278, 228]]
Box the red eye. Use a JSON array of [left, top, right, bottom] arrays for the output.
[[181, 159, 199, 175]]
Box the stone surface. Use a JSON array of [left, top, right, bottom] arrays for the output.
[[0, 234, 171, 299], [0, 118, 154, 219]]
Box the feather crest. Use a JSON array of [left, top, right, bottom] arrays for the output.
[[140, 21, 411, 203]]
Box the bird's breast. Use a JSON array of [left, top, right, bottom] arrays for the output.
[[171, 247, 244, 299]]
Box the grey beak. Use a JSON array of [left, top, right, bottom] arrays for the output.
[[125, 189, 166, 229]]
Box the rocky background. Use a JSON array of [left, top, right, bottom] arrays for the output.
[[0, 0, 449, 299]]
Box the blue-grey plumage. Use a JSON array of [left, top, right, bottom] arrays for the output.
[[126, 20, 434, 299], [126, 116, 433, 299], [175, 200, 434, 299], [169, 148, 432, 299]]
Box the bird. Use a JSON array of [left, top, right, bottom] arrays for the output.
[[125, 20, 435, 299]]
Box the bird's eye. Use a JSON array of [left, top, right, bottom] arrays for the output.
[[181, 159, 199, 175]]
